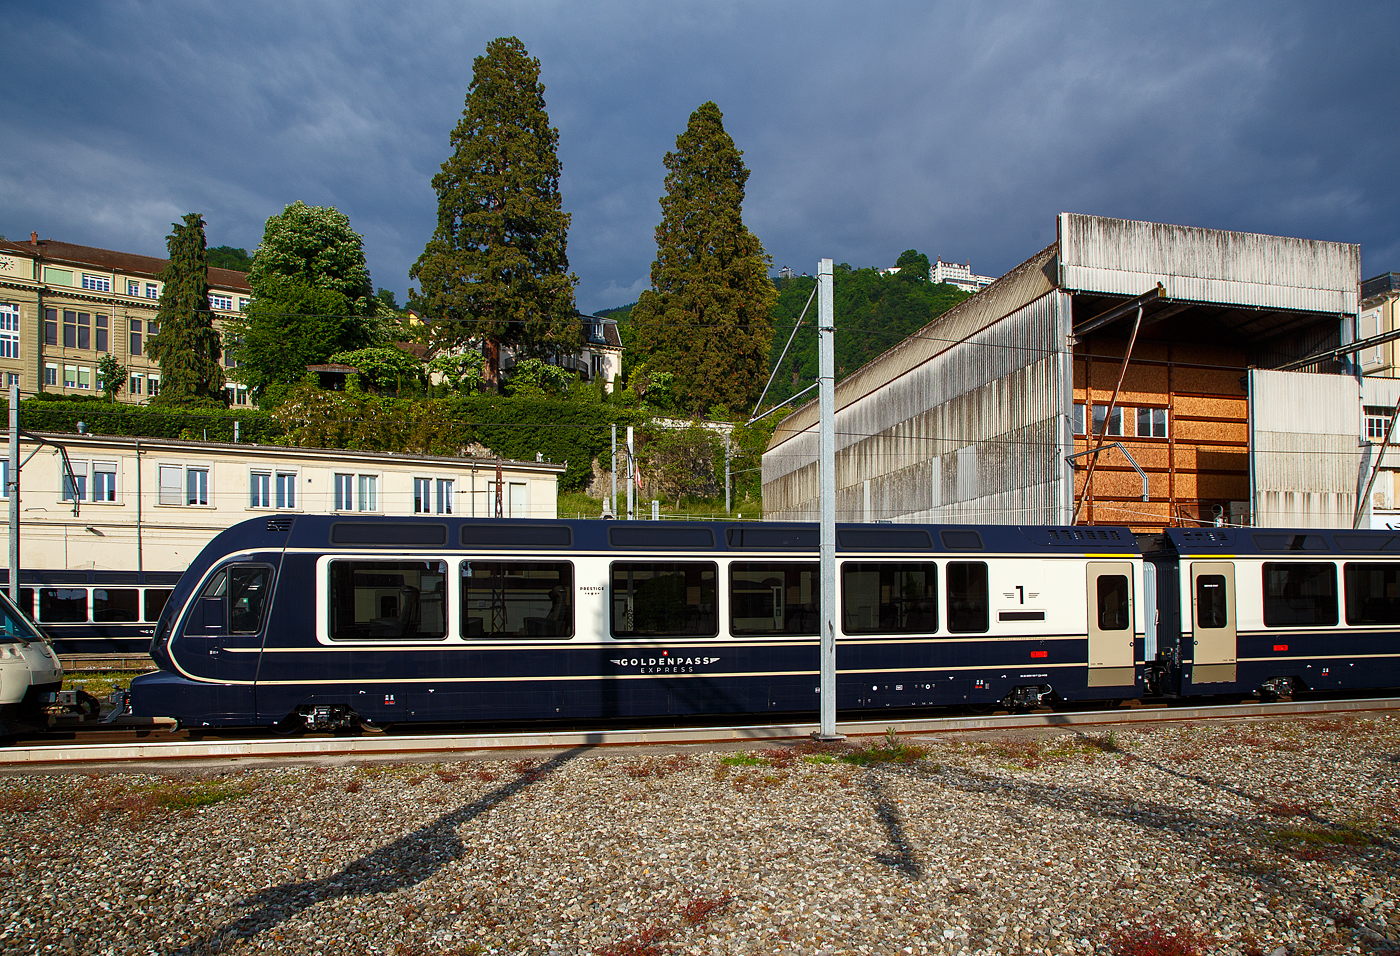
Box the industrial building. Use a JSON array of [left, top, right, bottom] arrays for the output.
[[763, 213, 1372, 530]]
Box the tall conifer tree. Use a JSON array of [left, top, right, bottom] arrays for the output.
[[630, 101, 776, 415], [148, 213, 225, 404], [410, 36, 576, 389]]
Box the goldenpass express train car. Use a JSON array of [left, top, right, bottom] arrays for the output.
[[0, 569, 181, 655], [131, 515, 1147, 730], [127, 517, 1400, 731]]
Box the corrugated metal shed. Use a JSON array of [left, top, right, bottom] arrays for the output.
[[765, 213, 1366, 529], [1248, 369, 1360, 528], [1059, 213, 1359, 315], [765, 248, 1072, 524]]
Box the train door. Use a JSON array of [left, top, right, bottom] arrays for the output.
[[181, 564, 273, 685], [1190, 562, 1236, 683], [1086, 562, 1135, 686]]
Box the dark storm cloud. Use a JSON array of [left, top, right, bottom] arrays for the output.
[[2, 0, 1396, 313]]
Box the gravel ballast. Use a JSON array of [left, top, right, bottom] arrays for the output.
[[1, 713, 1398, 956]]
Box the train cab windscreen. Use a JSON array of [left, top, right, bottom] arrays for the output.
[[0, 592, 42, 643], [329, 560, 448, 640], [463, 561, 573, 639]]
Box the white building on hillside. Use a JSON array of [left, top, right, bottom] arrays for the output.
[[930, 257, 997, 293]]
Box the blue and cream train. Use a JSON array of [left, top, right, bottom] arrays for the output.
[[127, 516, 1400, 730], [0, 569, 181, 656]]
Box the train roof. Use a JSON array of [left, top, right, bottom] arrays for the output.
[[1149, 527, 1400, 557], [206, 515, 1142, 556]]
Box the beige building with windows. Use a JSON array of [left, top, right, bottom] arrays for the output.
[[1358, 273, 1400, 376], [2, 434, 563, 573], [0, 233, 253, 407]]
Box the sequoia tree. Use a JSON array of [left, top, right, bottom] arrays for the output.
[[410, 36, 576, 389], [629, 101, 776, 414], [230, 201, 383, 403], [147, 213, 225, 404]]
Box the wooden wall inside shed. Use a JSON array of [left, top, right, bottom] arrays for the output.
[[1073, 338, 1250, 530]]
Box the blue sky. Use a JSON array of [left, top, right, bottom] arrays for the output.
[[3, 0, 1396, 312]]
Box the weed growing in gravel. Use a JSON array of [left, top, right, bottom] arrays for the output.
[[435, 768, 462, 783], [594, 892, 732, 956], [1102, 921, 1212, 956], [67, 777, 249, 825], [147, 780, 247, 810], [840, 729, 929, 765], [623, 754, 694, 778], [720, 752, 769, 767], [974, 738, 1043, 769], [344, 779, 363, 793], [0, 786, 44, 812], [1272, 823, 1373, 848], [802, 754, 836, 764]]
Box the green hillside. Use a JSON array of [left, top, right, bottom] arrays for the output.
[[762, 265, 969, 407]]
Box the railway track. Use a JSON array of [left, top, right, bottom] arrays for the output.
[[4, 694, 1397, 770]]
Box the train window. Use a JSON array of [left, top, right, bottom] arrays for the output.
[[329, 560, 448, 641], [20, 588, 34, 617], [946, 562, 989, 633], [93, 588, 140, 623], [144, 588, 173, 621], [1262, 563, 1338, 627], [1343, 563, 1400, 625], [837, 528, 931, 550], [940, 530, 983, 551], [229, 567, 272, 634], [1253, 534, 1328, 552], [331, 522, 447, 546], [611, 563, 716, 637], [39, 587, 87, 623], [1195, 575, 1229, 628], [462, 562, 573, 639], [1096, 575, 1130, 630], [730, 563, 819, 636], [841, 563, 938, 635], [610, 526, 715, 549], [462, 524, 573, 548], [731, 527, 819, 549]]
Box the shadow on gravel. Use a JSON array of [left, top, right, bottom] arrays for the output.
[[166, 746, 589, 956], [867, 773, 922, 878], [932, 756, 1400, 953]]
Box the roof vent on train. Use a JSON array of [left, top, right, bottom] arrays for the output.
[[1179, 530, 1232, 544], [267, 516, 294, 533], [1044, 528, 1124, 544]]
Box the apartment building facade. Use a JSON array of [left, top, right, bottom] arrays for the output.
[[0, 234, 252, 407], [3, 434, 564, 573]]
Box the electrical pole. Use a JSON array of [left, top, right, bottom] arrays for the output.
[[610, 424, 617, 518], [8, 384, 18, 604], [626, 426, 635, 520], [724, 434, 732, 514], [816, 258, 840, 740]]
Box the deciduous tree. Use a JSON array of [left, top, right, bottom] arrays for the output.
[[629, 101, 776, 415], [230, 202, 384, 404], [147, 213, 225, 405], [410, 36, 576, 390]]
